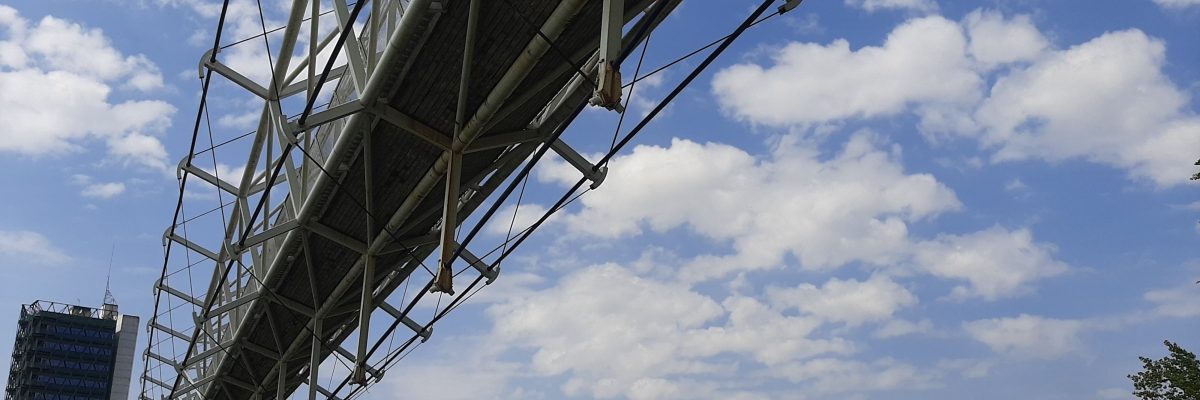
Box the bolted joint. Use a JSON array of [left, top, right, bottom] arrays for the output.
[[199, 49, 217, 79], [429, 262, 455, 295], [484, 265, 500, 285], [588, 165, 608, 190], [589, 61, 624, 112]]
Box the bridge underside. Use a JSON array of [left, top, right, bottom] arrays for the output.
[[228, 1, 607, 397], [144, 0, 679, 398]]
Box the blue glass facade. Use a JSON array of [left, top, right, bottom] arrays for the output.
[[5, 302, 119, 400]]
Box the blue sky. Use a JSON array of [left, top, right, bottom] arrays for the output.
[[1, 0, 1199, 398]]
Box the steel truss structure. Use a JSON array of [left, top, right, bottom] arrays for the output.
[[141, 0, 799, 398]]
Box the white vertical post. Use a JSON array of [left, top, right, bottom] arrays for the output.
[[353, 127, 374, 384], [591, 0, 624, 109], [308, 319, 320, 400]]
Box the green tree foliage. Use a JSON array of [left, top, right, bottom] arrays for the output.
[[1129, 341, 1200, 400]]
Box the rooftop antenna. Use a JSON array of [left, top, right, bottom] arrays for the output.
[[103, 244, 117, 306]]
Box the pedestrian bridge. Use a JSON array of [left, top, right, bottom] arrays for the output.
[[140, 0, 792, 398]]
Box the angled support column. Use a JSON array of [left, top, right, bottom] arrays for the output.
[[165, 231, 222, 263], [336, 345, 380, 379], [202, 50, 271, 100], [552, 139, 608, 189], [155, 280, 203, 307], [455, 242, 498, 284], [379, 302, 432, 341], [179, 161, 239, 196]]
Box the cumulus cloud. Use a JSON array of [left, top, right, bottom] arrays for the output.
[[973, 29, 1200, 186], [108, 132, 170, 171], [963, 314, 1085, 359], [0, 230, 70, 265], [713, 15, 980, 126], [544, 134, 961, 281], [914, 227, 1068, 300], [487, 264, 855, 399], [768, 275, 917, 326], [713, 10, 1200, 186], [0, 5, 174, 171], [963, 10, 1047, 69], [492, 265, 722, 379], [541, 134, 1066, 299]]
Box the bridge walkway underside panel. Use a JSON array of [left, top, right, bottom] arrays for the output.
[[197, 1, 643, 398]]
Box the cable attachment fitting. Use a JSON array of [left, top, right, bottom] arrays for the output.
[[778, 0, 804, 14], [589, 61, 625, 113]]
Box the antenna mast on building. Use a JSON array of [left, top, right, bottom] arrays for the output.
[[103, 244, 117, 306]]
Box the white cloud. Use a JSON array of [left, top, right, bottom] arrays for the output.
[[19, 12, 163, 88], [1154, 0, 1200, 9], [973, 29, 1200, 186], [713, 15, 979, 126], [963, 314, 1084, 359], [914, 226, 1068, 300], [713, 10, 1200, 186], [491, 265, 722, 379], [108, 132, 170, 172], [684, 295, 855, 366], [963, 10, 1048, 69], [81, 182, 126, 199], [542, 134, 1067, 298], [768, 275, 917, 326], [844, 0, 937, 13], [0, 230, 70, 265], [545, 134, 961, 282], [487, 264, 854, 399], [874, 319, 934, 338], [1145, 284, 1200, 318], [0, 5, 174, 171]]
